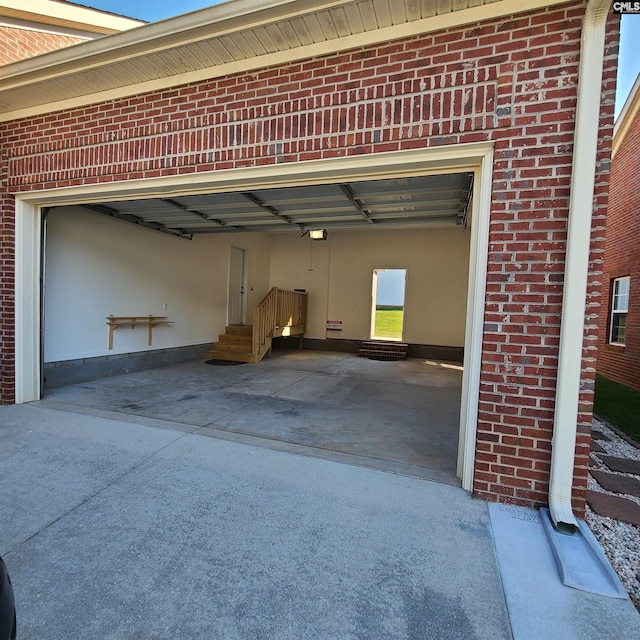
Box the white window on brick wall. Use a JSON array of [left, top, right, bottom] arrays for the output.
[[609, 276, 630, 345]]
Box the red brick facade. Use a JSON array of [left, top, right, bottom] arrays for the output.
[[0, 26, 87, 66], [0, 3, 619, 512], [598, 90, 640, 391]]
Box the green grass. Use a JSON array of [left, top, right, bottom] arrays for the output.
[[594, 375, 640, 445], [373, 307, 404, 340]]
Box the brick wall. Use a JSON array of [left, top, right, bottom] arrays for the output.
[[0, 3, 619, 511], [0, 26, 87, 66], [598, 94, 640, 391]]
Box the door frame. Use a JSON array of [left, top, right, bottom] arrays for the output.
[[14, 143, 494, 491]]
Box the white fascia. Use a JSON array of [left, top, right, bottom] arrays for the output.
[[548, 0, 611, 534]]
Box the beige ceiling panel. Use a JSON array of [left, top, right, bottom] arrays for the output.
[[341, 3, 365, 33], [373, 0, 396, 28], [301, 14, 328, 43], [287, 17, 315, 46], [391, 0, 409, 24], [120, 57, 171, 82], [239, 29, 270, 56], [419, 0, 438, 18], [356, 1, 379, 31], [156, 47, 209, 75], [267, 20, 303, 49], [262, 23, 295, 50], [250, 26, 281, 54], [189, 41, 229, 67], [79, 68, 122, 91], [404, 0, 422, 21], [208, 37, 240, 64], [150, 50, 199, 76], [315, 9, 341, 40], [326, 8, 353, 38]]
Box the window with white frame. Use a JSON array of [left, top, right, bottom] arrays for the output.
[[609, 276, 630, 345]]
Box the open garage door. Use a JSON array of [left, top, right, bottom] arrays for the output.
[[15, 145, 494, 490]]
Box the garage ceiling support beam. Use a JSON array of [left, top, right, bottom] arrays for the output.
[[241, 192, 292, 224], [339, 184, 374, 223], [80, 204, 193, 240], [160, 198, 230, 228]]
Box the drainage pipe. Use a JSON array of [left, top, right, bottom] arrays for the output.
[[549, 0, 611, 534]]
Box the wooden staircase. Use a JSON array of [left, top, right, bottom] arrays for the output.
[[204, 325, 254, 363], [205, 287, 308, 364]]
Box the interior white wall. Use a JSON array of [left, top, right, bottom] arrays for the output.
[[269, 227, 471, 346], [43, 207, 270, 362]]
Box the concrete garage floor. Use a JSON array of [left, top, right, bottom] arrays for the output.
[[42, 351, 464, 486]]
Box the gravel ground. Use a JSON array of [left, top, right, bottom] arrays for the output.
[[587, 418, 640, 610]]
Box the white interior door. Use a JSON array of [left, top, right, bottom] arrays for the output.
[[228, 246, 246, 325]]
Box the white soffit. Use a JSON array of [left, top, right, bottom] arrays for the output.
[[0, 0, 570, 122]]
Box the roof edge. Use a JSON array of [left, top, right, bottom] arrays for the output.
[[0, 0, 144, 35], [0, 0, 572, 82], [613, 72, 640, 159]]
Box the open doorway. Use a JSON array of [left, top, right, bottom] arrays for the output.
[[371, 268, 406, 341]]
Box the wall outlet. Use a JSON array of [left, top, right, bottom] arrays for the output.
[[163, 303, 168, 311]]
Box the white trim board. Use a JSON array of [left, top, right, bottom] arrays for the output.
[[14, 143, 494, 490]]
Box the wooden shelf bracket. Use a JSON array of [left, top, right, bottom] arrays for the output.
[[106, 314, 173, 350]]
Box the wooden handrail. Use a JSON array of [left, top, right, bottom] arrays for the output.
[[252, 288, 307, 362]]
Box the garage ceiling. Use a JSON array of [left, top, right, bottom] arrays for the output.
[[74, 172, 473, 239]]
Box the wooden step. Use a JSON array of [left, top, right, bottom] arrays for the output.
[[358, 341, 408, 361], [206, 341, 253, 354], [205, 325, 255, 363], [225, 325, 253, 336], [204, 345, 255, 362], [204, 351, 255, 363], [218, 333, 252, 344]]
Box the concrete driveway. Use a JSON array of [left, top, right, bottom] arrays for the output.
[[0, 402, 638, 639]]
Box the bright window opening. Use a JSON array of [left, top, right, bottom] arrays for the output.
[[610, 276, 630, 345], [371, 269, 406, 341]]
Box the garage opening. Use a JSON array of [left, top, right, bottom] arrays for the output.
[[16, 145, 494, 490]]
